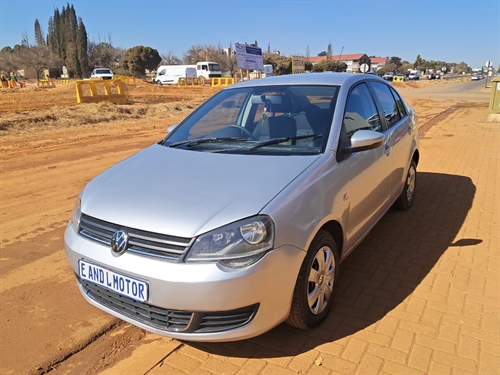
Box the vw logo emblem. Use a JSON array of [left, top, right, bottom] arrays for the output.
[[111, 230, 129, 255]]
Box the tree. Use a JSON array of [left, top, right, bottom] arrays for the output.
[[121, 46, 161, 77], [311, 60, 347, 72], [160, 51, 182, 65], [414, 54, 423, 69], [76, 17, 88, 77], [389, 56, 402, 68], [88, 42, 118, 69], [34, 19, 45, 47], [46, 4, 89, 78]]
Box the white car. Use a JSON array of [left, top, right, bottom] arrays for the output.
[[90, 68, 114, 80]]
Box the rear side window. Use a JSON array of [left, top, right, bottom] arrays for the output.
[[369, 82, 405, 128]]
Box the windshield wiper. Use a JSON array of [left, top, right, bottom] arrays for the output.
[[249, 134, 323, 151], [168, 137, 248, 148]]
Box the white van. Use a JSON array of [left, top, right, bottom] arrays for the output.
[[408, 70, 420, 80], [154, 66, 197, 85]]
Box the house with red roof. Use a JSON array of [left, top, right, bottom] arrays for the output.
[[307, 54, 387, 73]]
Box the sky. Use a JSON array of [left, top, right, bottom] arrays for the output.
[[0, 0, 498, 70]]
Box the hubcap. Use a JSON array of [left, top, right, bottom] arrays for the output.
[[307, 246, 335, 315], [406, 165, 416, 203]]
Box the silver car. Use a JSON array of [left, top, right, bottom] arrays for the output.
[[65, 73, 419, 342]]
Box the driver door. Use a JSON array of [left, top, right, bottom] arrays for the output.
[[341, 83, 392, 249]]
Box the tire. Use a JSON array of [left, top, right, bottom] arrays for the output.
[[395, 159, 417, 210], [286, 230, 340, 330], [156, 80, 162, 86]]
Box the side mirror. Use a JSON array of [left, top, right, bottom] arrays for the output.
[[167, 124, 179, 133], [343, 130, 384, 155]]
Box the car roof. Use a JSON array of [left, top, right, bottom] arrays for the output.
[[227, 72, 381, 89]]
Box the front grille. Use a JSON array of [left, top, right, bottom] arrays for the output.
[[78, 214, 193, 261], [78, 277, 259, 333]]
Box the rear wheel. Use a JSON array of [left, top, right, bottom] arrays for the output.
[[395, 160, 417, 210], [286, 230, 339, 330]]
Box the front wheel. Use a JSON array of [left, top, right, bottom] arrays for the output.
[[156, 80, 162, 86], [286, 230, 339, 330], [395, 160, 417, 210]]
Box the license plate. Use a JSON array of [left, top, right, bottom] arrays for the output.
[[78, 259, 149, 302]]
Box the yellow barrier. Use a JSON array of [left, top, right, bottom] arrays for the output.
[[114, 75, 136, 84], [393, 76, 405, 82], [75, 80, 128, 104], [177, 77, 205, 86], [61, 79, 71, 85], [211, 77, 235, 87], [37, 79, 56, 87]]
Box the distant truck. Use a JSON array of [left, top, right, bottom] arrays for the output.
[[153, 66, 196, 85], [194, 61, 222, 79], [408, 70, 420, 80]]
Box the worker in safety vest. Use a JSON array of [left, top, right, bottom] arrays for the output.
[[9, 71, 18, 88], [0, 73, 8, 87]]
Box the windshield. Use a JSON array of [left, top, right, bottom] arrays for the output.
[[162, 84, 339, 155], [96, 69, 112, 74], [209, 64, 221, 72]]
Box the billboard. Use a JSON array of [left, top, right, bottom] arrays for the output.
[[235, 43, 264, 71]]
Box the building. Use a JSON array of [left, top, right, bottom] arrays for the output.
[[307, 54, 387, 73]]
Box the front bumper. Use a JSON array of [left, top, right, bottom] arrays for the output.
[[64, 224, 306, 341]]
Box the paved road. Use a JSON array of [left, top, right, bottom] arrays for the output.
[[402, 79, 492, 102]]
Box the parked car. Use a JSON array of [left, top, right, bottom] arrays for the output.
[[382, 72, 394, 81], [90, 68, 114, 80], [65, 73, 419, 342]]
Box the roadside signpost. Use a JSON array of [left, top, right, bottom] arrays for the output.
[[485, 60, 492, 88], [235, 43, 263, 80], [360, 63, 369, 73]]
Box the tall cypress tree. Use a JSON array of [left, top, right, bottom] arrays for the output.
[[34, 19, 45, 46], [76, 17, 89, 77], [46, 4, 89, 78]]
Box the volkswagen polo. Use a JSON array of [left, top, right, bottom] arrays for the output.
[[65, 73, 419, 342]]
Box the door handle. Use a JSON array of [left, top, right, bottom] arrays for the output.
[[384, 144, 391, 156]]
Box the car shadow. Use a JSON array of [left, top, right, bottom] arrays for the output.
[[187, 172, 477, 358]]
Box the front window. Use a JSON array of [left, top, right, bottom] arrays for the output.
[[209, 63, 221, 72], [162, 85, 340, 155]]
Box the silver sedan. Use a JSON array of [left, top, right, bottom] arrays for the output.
[[65, 72, 419, 341]]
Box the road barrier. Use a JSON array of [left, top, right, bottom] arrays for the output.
[[37, 79, 56, 87], [211, 77, 235, 87], [114, 75, 136, 84], [75, 80, 127, 104], [177, 77, 205, 86]]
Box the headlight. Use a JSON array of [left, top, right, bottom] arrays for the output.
[[70, 193, 82, 231], [186, 216, 275, 268]]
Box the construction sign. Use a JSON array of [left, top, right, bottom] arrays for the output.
[[292, 56, 305, 74]]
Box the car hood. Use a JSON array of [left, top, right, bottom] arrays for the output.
[[82, 144, 320, 238]]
